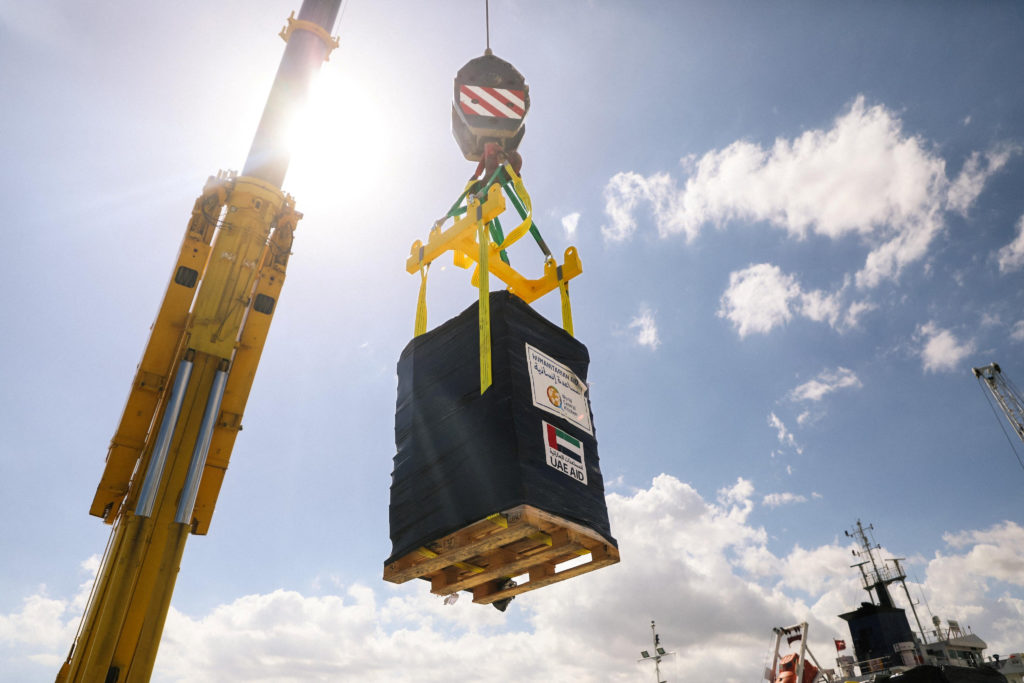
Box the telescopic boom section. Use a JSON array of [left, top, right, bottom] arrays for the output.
[[58, 3, 340, 682], [243, 1, 341, 187]]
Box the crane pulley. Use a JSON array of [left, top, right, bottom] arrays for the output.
[[452, 51, 529, 169]]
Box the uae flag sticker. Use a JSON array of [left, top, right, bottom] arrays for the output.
[[543, 420, 588, 485]]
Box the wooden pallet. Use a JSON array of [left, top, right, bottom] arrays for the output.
[[383, 505, 619, 605]]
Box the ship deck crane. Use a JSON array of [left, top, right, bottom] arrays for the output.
[[973, 362, 1024, 472], [56, 2, 342, 681]]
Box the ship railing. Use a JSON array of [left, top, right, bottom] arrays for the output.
[[861, 562, 905, 589]]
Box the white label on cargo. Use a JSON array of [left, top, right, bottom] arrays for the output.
[[542, 420, 588, 485], [526, 342, 593, 435]]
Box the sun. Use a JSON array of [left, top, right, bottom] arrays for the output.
[[284, 67, 395, 202]]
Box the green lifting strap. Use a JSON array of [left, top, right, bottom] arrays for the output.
[[498, 176, 552, 258], [442, 164, 556, 276], [489, 217, 511, 265]]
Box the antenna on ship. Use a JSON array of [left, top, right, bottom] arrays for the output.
[[845, 520, 928, 643], [637, 620, 675, 682]]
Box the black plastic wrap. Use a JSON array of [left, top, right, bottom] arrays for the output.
[[387, 290, 615, 566], [891, 665, 1008, 682]]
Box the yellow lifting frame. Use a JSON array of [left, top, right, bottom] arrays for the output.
[[405, 181, 582, 306], [405, 168, 582, 395]]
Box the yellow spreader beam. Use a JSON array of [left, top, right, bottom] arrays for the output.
[[405, 182, 582, 305]]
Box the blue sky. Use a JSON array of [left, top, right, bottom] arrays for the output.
[[2, 1, 1024, 681]]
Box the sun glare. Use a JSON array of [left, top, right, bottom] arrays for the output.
[[285, 68, 394, 203]]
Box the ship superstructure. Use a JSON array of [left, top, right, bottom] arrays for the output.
[[835, 521, 1008, 682]]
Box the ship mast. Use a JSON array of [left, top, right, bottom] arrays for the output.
[[637, 620, 675, 682], [846, 521, 927, 643]]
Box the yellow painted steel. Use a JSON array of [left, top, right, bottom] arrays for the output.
[[558, 275, 574, 337], [403, 167, 583, 399], [190, 194, 301, 535], [90, 174, 228, 523], [67, 353, 221, 682], [414, 266, 429, 337], [405, 176, 582, 306], [278, 10, 340, 56], [60, 176, 301, 683], [59, 2, 341, 679], [190, 177, 284, 360]]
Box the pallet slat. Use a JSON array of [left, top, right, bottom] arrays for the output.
[[383, 505, 620, 603], [472, 543, 618, 604]]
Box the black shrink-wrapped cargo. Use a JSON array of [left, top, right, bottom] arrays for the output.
[[387, 290, 615, 566]]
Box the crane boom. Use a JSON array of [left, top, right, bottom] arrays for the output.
[[57, 3, 341, 682], [973, 362, 1024, 451]]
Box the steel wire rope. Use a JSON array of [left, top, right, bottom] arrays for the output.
[[975, 375, 1024, 473], [65, 512, 122, 665], [1003, 371, 1024, 435], [333, 0, 349, 37]]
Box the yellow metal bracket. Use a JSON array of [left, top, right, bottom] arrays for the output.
[[279, 11, 340, 60], [406, 182, 583, 305], [405, 168, 583, 396]]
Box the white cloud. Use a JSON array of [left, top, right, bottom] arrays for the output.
[[768, 412, 801, 455], [7, 485, 1024, 681], [0, 593, 74, 655], [717, 264, 871, 338], [842, 299, 876, 329], [602, 172, 678, 242], [924, 522, 1024, 649], [762, 492, 808, 508], [628, 305, 661, 349], [980, 312, 1001, 328], [718, 264, 799, 337], [718, 477, 755, 507], [633, 98, 1018, 341], [0, 556, 97, 670], [997, 214, 1024, 274], [916, 322, 976, 373], [947, 144, 1019, 215], [601, 95, 1017, 292], [790, 367, 863, 402], [799, 289, 842, 328], [1011, 321, 1024, 342], [561, 211, 580, 239]]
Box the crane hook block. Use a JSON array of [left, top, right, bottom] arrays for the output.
[[452, 53, 530, 161]]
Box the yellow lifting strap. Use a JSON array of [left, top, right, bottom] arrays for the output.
[[414, 265, 429, 337], [406, 167, 584, 393], [476, 201, 492, 394], [505, 163, 575, 337], [557, 266, 574, 337], [415, 546, 485, 575], [495, 166, 534, 252]]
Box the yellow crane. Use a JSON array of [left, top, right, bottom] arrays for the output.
[[57, 2, 342, 681]]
